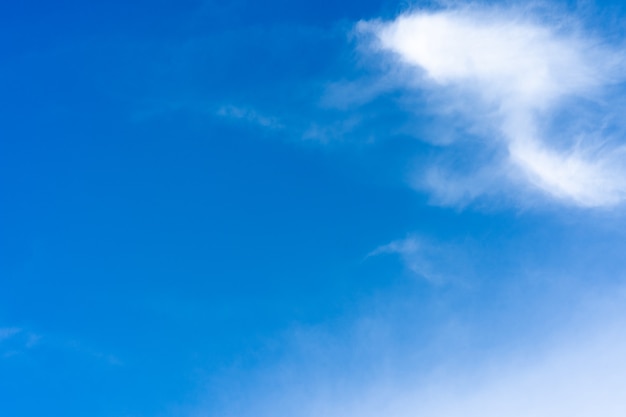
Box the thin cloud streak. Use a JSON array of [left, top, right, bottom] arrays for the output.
[[359, 5, 626, 207], [0, 328, 21, 342], [216, 105, 285, 130], [369, 235, 473, 284]]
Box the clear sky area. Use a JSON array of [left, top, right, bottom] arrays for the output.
[[3, 1, 626, 416]]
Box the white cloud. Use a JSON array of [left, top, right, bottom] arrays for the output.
[[359, 5, 626, 207]]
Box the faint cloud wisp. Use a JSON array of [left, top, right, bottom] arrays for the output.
[[216, 105, 284, 130], [369, 235, 473, 284]]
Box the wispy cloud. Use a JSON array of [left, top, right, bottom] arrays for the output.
[[358, 5, 626, 207], [305, 318, 626, 417], [368, 235, 473, 284], [216, 102, 372, 144], [216, 105, 285, 130], [0, 325, 120, 364], [0, 327, 21, 342], [0, 327, 41, 359], [190, 279, 626, 417]]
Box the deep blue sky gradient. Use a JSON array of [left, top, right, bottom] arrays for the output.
[[4, 1, 626, 416]]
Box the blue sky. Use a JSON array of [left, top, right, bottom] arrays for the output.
[[3, 1, 626, 416]]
